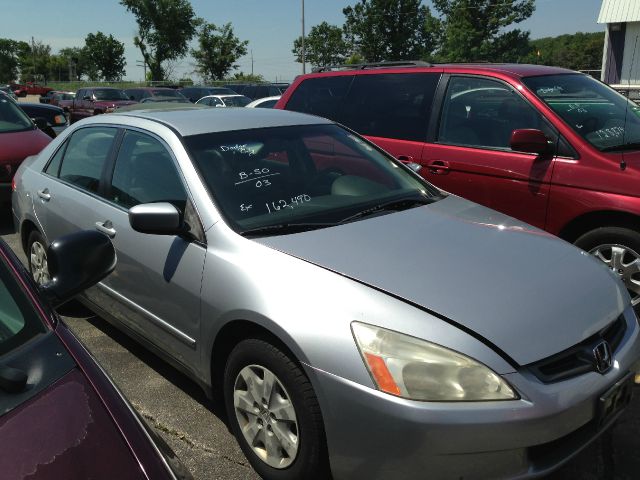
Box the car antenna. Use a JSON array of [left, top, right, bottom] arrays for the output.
[[621, 34, 639, 171]]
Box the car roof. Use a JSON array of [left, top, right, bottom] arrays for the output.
[[112, 105, 332, 136], [307, 63, 576, 79]]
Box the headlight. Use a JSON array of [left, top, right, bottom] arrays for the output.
[[352, 322, 517, 401]]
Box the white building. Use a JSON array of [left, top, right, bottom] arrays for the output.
[[599, 0, 640, 84]]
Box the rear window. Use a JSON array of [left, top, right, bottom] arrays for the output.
[[285, 75, 354, 121]]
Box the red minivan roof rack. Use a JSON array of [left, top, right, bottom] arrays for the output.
[[312, 60, 431, 73]]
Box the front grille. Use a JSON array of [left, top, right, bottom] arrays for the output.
[[527, 315, 626, 383]]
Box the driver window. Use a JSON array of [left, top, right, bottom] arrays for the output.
[[109, 130, 187, 211], [438, 76, 544, 150]]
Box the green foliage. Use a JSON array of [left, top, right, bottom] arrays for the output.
[[0, 39, 29, 83], [191, 22, 248, 81], [529, 32, 605, 70], [228, 72, 265, 82], [293, 22, 350, 68], [342, 0, 440, 62], [120, 0, 198, 81], [59, 47, 88, 81], [18, 40, 51, 82], [83, 32, 126, 81], [432, 0, 535, 62]]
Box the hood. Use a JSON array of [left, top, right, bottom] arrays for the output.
[[256, 195, 629, 365], [0, 129, 51, 166], [95, 100, 137, 108]]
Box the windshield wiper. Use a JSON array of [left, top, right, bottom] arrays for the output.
[[339, 196, 434, 224], [240, 222, 337, 237], [601, 142, 640, 152]]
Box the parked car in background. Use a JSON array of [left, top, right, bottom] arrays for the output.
[[68, 87, 136, 123], [125, 87, 189, 103], [245, 95, 281, 109], [241, 83, 289, 100], [180, 86, 238, 103], [195, 94, 251, 107], [11, 82, 53, 97], [18, 103, 68, 138], [0, 86, 18, 100], [278, 62, 640, 307], [52, 91, 76, 112], [12, 106, 640, 480], [0, 93, 50, 203], [0, 229, 192, 480], [39, 90, 60, 104]]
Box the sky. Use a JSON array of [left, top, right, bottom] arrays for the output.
[[0, 0, 606, 83]]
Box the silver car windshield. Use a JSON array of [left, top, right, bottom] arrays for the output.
[[184, 124, 440, 233], [523, 74, 640, 151]]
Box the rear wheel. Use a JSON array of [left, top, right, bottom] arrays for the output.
[[575, 227, 640, 307], [223, 338, 329, 480], [27, 230, 50, 285]]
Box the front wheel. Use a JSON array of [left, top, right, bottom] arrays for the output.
[[223, 338, 329, 480], [575, 227, 640, 307], [27, 230, 50, 286]]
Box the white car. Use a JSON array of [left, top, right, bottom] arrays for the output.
[[195, 94, 251, 108], [245, 95, 281, 109]]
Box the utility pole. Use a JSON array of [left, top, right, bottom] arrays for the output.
[[32, 36, 35, 82], [136, 60, 147, 82], [301, 0, 306, 74], [251, 50, 254, 76]]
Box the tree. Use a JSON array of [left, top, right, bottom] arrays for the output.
[[59, 47, 88, 81], [228, 72, 265, 82], [83, 32, 126, 81], [342, 0, 440, 62], [191, 22, 248, 81], [0, 39, 29, 83], [529, 32, 605, 70], [432, 0, 535, 62], [18, 40, 51, 82], [120, 0, 198, 81], [293, 22, 350, 69]]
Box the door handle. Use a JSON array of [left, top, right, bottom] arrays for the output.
[[37, 188, 51, 201], [95, 220, 116, 238], [397, 155, 414, 163], [427, 160, 450, 175]]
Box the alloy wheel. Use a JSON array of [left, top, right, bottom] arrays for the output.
[[590, 243, 640, 306], [30, 240, 50, 285], [233, 364, 299, 469]]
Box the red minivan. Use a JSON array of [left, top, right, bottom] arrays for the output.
[[277, 62, 640, 307]]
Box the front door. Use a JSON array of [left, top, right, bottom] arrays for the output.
[[36, 126, 205, 372], [421, 75, 557, 229]]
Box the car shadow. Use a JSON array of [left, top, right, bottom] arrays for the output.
[[0, 209, 16, 236], [59, 300, 230, 426]]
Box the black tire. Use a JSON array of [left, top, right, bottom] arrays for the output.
[[574, 226, 640, 307], [223, 338, 329, 480], [27, 229, 50, 285]]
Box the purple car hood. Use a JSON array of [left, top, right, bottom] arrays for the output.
[[0, 369, 144, 479], [256, 195, 629, 365]]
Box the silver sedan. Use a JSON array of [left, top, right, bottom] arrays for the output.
[[12, 107, 640, 479]]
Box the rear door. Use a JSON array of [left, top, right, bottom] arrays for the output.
[[421, 75, 558, 229], [340, 72, 441, 164]]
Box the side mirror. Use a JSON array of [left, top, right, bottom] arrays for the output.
[[129, 202, 183, 235], [83, 95, 92, 101], [510, 129, 552, 155], [39, 231, 116, 307]]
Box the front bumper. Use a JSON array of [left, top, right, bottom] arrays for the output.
[[309, 307, 640, 480]]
